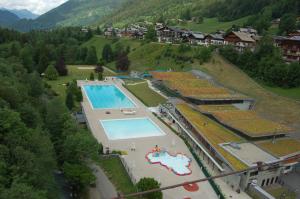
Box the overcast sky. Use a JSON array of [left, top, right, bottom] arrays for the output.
[[0, 0, 68, 15]]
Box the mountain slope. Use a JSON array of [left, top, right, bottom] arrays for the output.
[[9, 9, 39, 19], [99, 0, 215, 26], [0, 10, 20, 27], [11, 0, 127, 31]]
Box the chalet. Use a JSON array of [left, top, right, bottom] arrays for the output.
[[121, 25, 147, 39], [204, 34, 224, 46], [188, 32, 206, 45], [274, 35, 300, 63], [157, 26, 190, 43], [239, 27, 258, 36], [224, 31, 256, 52], [288, 30, 300, 37]]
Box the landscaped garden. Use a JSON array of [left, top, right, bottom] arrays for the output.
[[125, 81, 166, 107]]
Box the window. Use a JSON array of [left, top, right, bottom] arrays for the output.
[[266, 178, 270, 186], [261, 179, 265, 186], [275, 177, 279, 183], [250, 171, 258, 177], [285, 166, 291, 170], [271, 177, 274, 185]]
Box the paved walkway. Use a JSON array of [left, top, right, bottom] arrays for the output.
[[88, 163, 118, 199], [78, 79, 219, 199]]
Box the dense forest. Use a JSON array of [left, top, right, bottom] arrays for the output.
[[205, 0, 300, 33], [220, 37, 300, 88], [0, 27, 101, 198]]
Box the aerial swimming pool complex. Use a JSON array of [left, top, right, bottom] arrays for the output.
[[100, 118, 166, 140], [83, 85, 136, 109]]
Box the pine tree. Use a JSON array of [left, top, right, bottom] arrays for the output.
[[116, 52, 130, 72], [102, 44, 113, 63], [66, 91, 74, 110], [55, 56, 68, 76], [45, 64, 59, 80], [89, 72, 95, 81]]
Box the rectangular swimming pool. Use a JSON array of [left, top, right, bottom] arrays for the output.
[[83, 85, 136, 109], [100, 118, 165, 140]]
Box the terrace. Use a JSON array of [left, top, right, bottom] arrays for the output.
[[175, 103, 247, 171], [209, 110, 292, 138], [256, 139, 300, 158], [151, 71, 249, 103]]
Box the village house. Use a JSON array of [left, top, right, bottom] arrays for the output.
[[204, 34, 224, 46], [224, 31, 256, 52], [156, 26, 190, 43], [274, 34, 300, 63], [188, 32, 206, 45], [121, 25, 148, 39], [238, 27, 258, 36]]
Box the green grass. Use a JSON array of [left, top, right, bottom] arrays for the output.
[[46, 65, 114, 100], [125, 81, 166, 107], [265, 187, 296, 199], [177, 17, 250, 33], [97, 156, 136, 196], [261, 84, 300, 101], [83, 36, 201, 72]]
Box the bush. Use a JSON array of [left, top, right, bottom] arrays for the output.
[[136, 177, 162, 199], [89, 72, 94, 81], [45, 64, 58, 80]]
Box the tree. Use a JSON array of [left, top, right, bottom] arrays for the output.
[[96, 26, 102, 35], [95, 64, 104, 74], [136, 178, 162, 199], [45, 64, 59, 80], [85, 28, 93, 40], [55, 56, 68, 76], [145, 26, 156, 42], [28, 72, 44, 97], [85, 47, 98, 65], [63, 162, 95, 194], [279, 13, 297, 34], [97, 72, 103, 81], [0, 183, 47, 199], [89, 72, 94, 80], [116, 53, 130, 72], [20, 45, 34, 72], [181, 9, 191, 20], [65, 91, 74, 110], [37, 53, 49, 74], [102, 44, 113, 63]]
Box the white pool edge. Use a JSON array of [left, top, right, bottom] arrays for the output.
[[82, 84, 138, 110]]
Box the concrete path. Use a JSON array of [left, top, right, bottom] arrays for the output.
[[88, 163, 118, 199]]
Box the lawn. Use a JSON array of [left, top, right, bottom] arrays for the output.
[[97, 156, 137, 197], [125, 81, 166, 107], [261, 85, 300, 101], [177, 17, 250, 33], [176, 103, 247, 171], [265, 187, 296, 199], [46, 65, 114, 100], [199, 54, 300, 131]]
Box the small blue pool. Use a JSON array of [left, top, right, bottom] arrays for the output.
[[100, 118, 165, 140], [83, 85, 135, 109]]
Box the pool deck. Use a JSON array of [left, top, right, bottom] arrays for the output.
[[78, 79, 218, 199]]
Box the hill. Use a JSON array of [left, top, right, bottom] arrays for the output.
[[0, 10, 19, 27], [99, 0, 216, 26], [9, 9, 39, 19], [11, 0, 127, 31]]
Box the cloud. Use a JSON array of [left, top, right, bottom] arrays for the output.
[[0, 0, 68, 15]]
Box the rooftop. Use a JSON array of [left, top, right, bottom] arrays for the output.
[[256, 139, 300, 158], [221, 142, 278, 167], [151, 72, 248, 101], [198, 105, 238, 112], [210, 110, 292, 138], [232, 31, 255, 42], [176, 103, 247, 171]]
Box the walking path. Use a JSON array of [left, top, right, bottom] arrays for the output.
[[88, 163, 118, 199]]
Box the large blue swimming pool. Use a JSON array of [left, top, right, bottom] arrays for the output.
[[100, 118, 165, 140], [83, 85, 135, 109]]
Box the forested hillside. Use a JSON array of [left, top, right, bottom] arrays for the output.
[[99, 0, 215, 26], [0, 10, 19, 27], [10, 0, 127, 31], [0, 27, 100, 198]]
